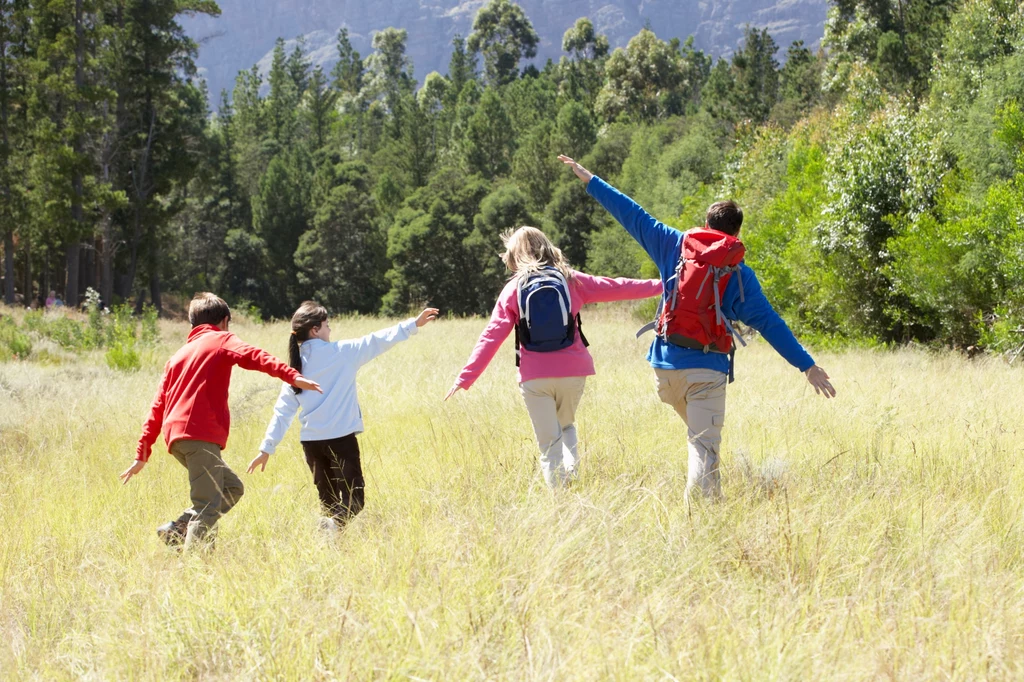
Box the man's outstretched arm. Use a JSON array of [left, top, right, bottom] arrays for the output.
[[731, 268, 836, 399], [558, 155, 680, 269]]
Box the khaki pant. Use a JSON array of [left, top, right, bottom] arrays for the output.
[[519, 377, 587, 488], [654, 368, 728, 501], [170, 439, 244, 546]]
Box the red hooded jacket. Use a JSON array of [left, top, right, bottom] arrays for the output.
[[135, 324, 299, 462]]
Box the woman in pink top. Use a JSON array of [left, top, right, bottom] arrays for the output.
[[445, 226, 661, 488]]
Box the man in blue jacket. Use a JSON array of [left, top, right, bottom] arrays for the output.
[[559, 155, 836, 502]]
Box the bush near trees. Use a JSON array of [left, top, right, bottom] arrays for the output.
[[2, 0, 1024, 351]]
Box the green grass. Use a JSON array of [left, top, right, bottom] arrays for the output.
[[1, 307, 1023, 679]]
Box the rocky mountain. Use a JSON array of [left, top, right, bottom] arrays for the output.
[[181, 0, 830, 101]]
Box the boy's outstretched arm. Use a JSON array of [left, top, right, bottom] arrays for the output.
[[121, 363, 171, 484], [224, 336, 322, 393], [558, 155, 679, 268]]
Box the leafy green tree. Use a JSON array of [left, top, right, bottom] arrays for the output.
[[301, 66, 338, 151], [447, 34, 477, 100], [772, 40, 822, 126], [562, 17, 609, 61], [824, 0, 958, 95], [107, 0, 217, 309], [295, 161, 387, 313], [512, 121, 560, 210], [267, 39, 300, 147], [467, 0, 539, 86], [463, 88, 516, 179], [560, 17, 609, 105], [544, 161, 609, 268], [28, 0, 115, 307], [818, 100, 944, 341], [555, 101, 596, 159], [286, 40, 310, 94], [701, 57, 737, 121], [596, 29, 685, 122], [730, 26, 780, 123], [383, 167, 492, 314], [0, 0, 30, 304], [331, 27, 363, 96], [230, 65, 268, 199], [362, 27, 414, 121], [468, 183, 535, 286], [251, 150, 312, 316], [502, 74, 557, 136]]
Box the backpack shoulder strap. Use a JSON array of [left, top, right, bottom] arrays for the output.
[[576, 313, 589, 348], [514, 323, 521, 367]]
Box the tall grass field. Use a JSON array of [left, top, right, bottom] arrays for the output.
[[1, 307, 1023, 680]]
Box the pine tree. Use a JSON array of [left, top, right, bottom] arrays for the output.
[[0, 0, 30, 304], [28, 0, 116, 308], [331, 27, 363, 96], [301, 66, 338, 151]]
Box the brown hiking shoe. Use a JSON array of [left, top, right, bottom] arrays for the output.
[[156, 510, 195, 547]]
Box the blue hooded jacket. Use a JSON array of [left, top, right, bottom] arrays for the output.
[[587, 176, 815, 374]]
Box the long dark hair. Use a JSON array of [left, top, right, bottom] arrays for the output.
[[289, 301, 328, 394]]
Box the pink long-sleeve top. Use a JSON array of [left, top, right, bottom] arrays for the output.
[[455, 271, 662, 388]]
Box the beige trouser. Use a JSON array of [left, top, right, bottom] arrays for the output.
[[654, 368, 728, 501], [170, 439, 244, 547], [519, 377, 587, 488]]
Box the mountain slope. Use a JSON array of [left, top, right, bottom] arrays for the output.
[[182, 0, 829, 101]]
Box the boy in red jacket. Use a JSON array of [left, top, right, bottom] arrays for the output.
[[119, 293, 321, 548]]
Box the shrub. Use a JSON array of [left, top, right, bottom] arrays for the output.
[[105, 343, 140, 372], [0, 317, 32, 360], [45, 316, 93, 351], [140, 305, 160, 346], [104, 304, 140, 372]]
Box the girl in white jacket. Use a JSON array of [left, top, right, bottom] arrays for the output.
[[248, 301, 439, 529]]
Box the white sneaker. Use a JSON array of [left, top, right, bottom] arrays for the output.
[[317, 517, 340, 534]]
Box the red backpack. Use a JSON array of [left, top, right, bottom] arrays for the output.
[[639, 228, 747, 377]]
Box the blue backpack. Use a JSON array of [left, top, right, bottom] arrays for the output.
[[514, 267, 588, 366]]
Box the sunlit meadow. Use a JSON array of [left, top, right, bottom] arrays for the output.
[[1, 305, 1023, 680]]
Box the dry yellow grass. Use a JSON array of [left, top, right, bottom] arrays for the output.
[[1, 306, 1023, 680]]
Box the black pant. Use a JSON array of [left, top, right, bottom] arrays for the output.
[[301, 434, 364, 521]]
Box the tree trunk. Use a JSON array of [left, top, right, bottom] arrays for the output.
[[83, 239, 95, 295], [22, 236, 30, 305], [67, 0, 86, 309], [65, 241, 81, 308], [150, 268, 161, 315], [100, 213, 114, 306], [125, 204, 141, 299], [3, 229, 13, 305], [43, 249, 51, 301]]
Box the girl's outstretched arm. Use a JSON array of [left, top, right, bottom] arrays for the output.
[[573, 271, 662, 305], [342, 308, 437, 367], [256, 383, 301, 463], [447, 284, 517, 398]]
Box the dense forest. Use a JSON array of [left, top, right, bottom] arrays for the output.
[[1, 0, 1023, 349]]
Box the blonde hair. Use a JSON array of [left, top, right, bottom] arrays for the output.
[[500, 226, 573, 281]]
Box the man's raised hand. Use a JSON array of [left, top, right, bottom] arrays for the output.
[[805, 365, 836, 399], [558, 155, 594, 185]]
